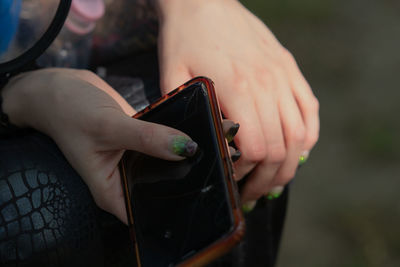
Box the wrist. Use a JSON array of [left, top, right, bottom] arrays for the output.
[[1, 69, 55, 133], [1, 73, 30, 129]]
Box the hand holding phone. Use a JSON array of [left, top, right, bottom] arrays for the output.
[[119, 77, 245, 267]]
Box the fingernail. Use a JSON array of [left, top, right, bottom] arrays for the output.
[[231, 150, 241, 162], [242, 201, 256, 213], [170, 136, 198, 157], [298, 150, 309, 166], [224, 121, 240, 143], [265, 186, 284, 200]]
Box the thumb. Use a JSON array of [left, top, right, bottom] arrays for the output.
[[104, 112, 198, 160]]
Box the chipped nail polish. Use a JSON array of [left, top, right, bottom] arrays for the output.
[[242, 201, 257, 213], [170, 136, 198, 157], [226, 123, 240, 143], [265, 186, 284, 200], [298, 151, 309, 166], [231, 150, 241, 162]]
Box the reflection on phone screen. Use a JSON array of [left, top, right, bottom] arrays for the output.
[[123, 83, 234, 266]]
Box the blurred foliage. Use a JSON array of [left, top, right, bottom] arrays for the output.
[[358, 125, 399, 161], [238, 1, 400, 267], [321, 205, 400, 267], [347, 119, 400, 162]]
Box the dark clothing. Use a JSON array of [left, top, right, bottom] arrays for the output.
[[0, 131, 287, 267]]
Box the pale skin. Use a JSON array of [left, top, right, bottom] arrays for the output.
[[1, 0, 319, 222], [156, 0, 319, 202], [2, 68, 196, 224]]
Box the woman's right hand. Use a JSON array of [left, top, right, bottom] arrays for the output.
[[1, 68, 198, 224]]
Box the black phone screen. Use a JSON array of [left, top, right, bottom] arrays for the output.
[[123, 82, 234, 266]]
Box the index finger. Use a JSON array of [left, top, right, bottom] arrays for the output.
[[218, 82, 267, 180]]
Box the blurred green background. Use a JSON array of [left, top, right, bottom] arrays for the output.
[[240, 0, 400, 266]]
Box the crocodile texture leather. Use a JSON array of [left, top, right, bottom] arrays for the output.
[[0, 132, 132, 267]]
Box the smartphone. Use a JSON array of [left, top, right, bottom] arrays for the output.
[[119, 77, 245, 267]]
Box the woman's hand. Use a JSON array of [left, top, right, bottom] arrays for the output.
[[2, 68, 198, 223], [156, 0, 320, 203]]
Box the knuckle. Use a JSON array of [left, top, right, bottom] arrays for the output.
[[281, 48, 296, 63], [266, 145, 286, 164], [138, 124, 156, 149], [245, 144, 268, 163], [83, 111, 117, 142], [258, 66, 274, 79], [232, 73, 249, 94], [308, 95, 320, 112], [256, 67, 276, 86], [89, 114, 113, 138]]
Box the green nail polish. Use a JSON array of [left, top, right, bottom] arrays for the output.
[[298, 151, 309, 166], [266, 194, 275, 200], [273, 192, 281, 198], [298, 155, 307, 165], [266, 186, 284, 200], [171, 136, 198, 157], [242, 201, 256, 213], [266, 193, 282, 200], [266, 193, 281, 200]]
